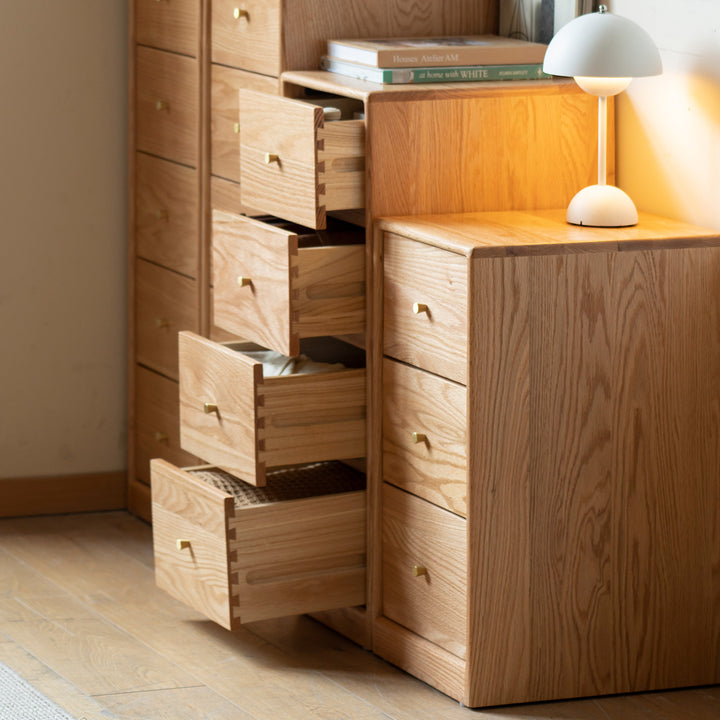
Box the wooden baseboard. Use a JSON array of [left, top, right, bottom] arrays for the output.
[[128, 477, 152, 522], [0, 471, 127, 518]]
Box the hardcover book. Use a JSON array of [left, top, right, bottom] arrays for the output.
[[321, 56, 550, 84], [325, 34, 547, 69]]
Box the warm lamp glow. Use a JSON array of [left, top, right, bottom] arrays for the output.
[[543, 5, 662, 227]]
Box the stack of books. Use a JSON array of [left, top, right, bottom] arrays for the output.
[[321, 34, 550, 85]]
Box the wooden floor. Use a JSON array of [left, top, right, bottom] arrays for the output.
[[0, 512, 719, 720]]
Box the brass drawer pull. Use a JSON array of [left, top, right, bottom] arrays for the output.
[[413, 302, 428, 315], [411, 432, 427, 444], [233, 121, 240, 134], [412, 565, 427, 577], [176, 539, 191, 551], [155, 208, 168, 220], [203, 402, 219, 415], [264, 152, 279, 164], [155, 318, 169, 329], [237, 276, 252, 287], [233, 7, 249, 20], [154, 431, 168, 443], [155, 99, 169, 111]]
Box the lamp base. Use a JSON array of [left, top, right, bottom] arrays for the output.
[[566, 184, 638, 227]]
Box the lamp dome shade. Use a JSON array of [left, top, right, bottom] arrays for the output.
[[543, 9, 662, 78]]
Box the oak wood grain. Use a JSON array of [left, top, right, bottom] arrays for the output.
[[135, 152, 199, 277], [383, 233, 468, 384], [178, 333, 366, 485], [210, 64, 278, 183], [134, 365, 199, 485], [135, 45, 199, 167], [382, 358, 467, 516], [135, 0, 199, 57], [135, 259, 199, 380], [382, 484, 467, 659]]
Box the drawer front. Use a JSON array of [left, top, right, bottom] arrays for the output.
[[135, 152, 198, 277], [382, 484, 467, 659], [211, 64, 278, 183], [135, 0, 199, 56], [134, 366, 199, 485], [212, 210, 365, 356], [211, 0, 281, 75], [135, 259, 199, 380], [239, 90, 365, 229], [383, 359, 467, 516], [178, 332, 366, 486], [151, 460, 236, 628], [136, 46, 199, 166], [383, 233, 468, 385], [152, 460, 366, 628]]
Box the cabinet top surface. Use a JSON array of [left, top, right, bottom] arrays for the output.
[[377, 210, 720, 257]]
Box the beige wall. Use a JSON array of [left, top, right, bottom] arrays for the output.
[[0, 3, 127, 479], [611, 0, 720, 230]]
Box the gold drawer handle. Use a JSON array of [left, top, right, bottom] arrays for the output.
[[176, 539, 191, 551], [155, 208, 168, 220], [413, 302, 428, 315], [264, 152, 279, 164], [233, 121, 240, 134], [155, 318, 169, 329], [411, 432, 427, 444], [155, 99, 169, 111], [203, 402, 219, 415], [154, 431, 168, 443], [412, 565, 427, 577], [237, 276, 252, 287], [233, 7, 249, 19]]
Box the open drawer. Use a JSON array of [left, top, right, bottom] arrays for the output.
[[178, 332, 366, 486], [151, 459, 366, 628], [238, 89, 365, 229], [212, 209, 365, 356]]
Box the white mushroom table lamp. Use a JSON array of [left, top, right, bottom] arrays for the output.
[[543, 5, 662, 226]]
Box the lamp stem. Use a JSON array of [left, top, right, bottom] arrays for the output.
[[598, 95, 607, 186]]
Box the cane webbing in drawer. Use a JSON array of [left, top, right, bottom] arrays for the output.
[[190, 462, 365, 508]]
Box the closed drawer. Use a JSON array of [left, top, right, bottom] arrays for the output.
[[152, 459, 366, 628], [212, 210, 365, 356], [135, 259, 199, 380], [211, 64, 278, 183], [239, 90, 365, 229], [136, 46, 199, 166], [135, 152, 198, 277], [135, 0, 199, 56], [383, 359, 467, 516], [135, 366, 199, 485], [178, 332, 366, 486], [383, 233, 468, 385], [211, 0, 281, 75], [382, 483, 467, 659]]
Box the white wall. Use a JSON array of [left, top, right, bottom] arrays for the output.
[[0, 3, 127, 478], [611, 0, 720, 229]]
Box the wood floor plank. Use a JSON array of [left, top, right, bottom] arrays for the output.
[[96, 686, 256, 720], [0, 638, 118, 720], [0, 593, 201, 696], [0, 514, 398, 719], [1, 511, 719, 719]]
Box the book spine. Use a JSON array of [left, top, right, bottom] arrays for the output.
[[322, 57, 549, 84], [411, 65, 550, 83]]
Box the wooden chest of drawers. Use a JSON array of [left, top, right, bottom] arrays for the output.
[[375, 210, 720, 707], [129, 0, 498, 518]]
